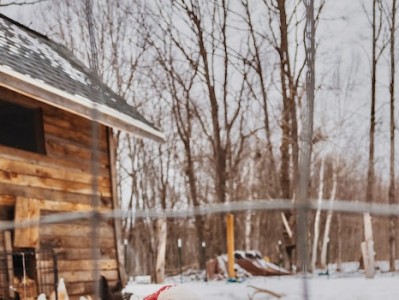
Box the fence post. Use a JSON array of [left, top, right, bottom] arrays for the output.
[[52, 250, 58, 300]]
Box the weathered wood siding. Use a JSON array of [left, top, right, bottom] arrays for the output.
[[0, 87, 120, 298]]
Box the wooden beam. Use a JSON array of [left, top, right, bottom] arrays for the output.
[[0, 195, 15, 206], [0, 169, 111, 197], [56, 269, 118, 283], [39, 259, 117, 272], [0, 144, 110, 177], [36, 199, 108, 213], [40, 235, 116, 249], [4, 231, 14, 298], [40, 224, 114, 238], [226, 214, 235, 279], [0, 182, 100, 206], [14, 197, 40, 248], [107, 128, 127, 286], [0, 157, 110, 188], [55, 248, 114, 261]]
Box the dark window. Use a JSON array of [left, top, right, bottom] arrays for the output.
[[0, 99, 45, 154]]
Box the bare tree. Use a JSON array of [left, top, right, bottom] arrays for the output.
[[310, 159, 324, 272], [387, 0, 397, 272], [320, 161, 338, 269], [140, 0, 253, 257], [364, 0, 386, 278], [240, 0, 278, 198]]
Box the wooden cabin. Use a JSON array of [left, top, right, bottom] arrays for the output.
[[0, 14, 164, 299]]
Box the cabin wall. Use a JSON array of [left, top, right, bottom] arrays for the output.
[[0, 87, 120, 299]]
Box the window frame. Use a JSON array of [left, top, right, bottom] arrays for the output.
[[0, 98, 46, 154]]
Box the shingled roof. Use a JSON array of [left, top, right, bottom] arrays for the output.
[[0, 14, 164, 142]]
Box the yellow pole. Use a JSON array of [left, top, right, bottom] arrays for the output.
[[226, 213, 235, 279]]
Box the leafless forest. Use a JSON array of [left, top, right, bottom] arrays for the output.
[[3, 0, 398, 282]]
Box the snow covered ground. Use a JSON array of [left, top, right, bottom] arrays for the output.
[[125, 269, 399, 299]]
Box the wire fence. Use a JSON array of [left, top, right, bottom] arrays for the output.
[[1, 1, 396, 300], [1, 199, 399, 232], [1, 196, 398, 300]]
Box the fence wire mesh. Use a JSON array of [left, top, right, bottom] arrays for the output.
[[1, 1, 396, 300], [1, 197, 398, 299]]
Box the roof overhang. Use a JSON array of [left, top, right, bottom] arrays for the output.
[[0, 65, 165, 143]]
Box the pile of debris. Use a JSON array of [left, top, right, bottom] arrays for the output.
[[206, 250, 290, 280]]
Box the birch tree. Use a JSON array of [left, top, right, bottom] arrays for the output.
[[320, 161, 338, 269], [364, 0, 386, 278], [310, 160, 324, 272]]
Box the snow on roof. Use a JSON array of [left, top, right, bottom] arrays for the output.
[[0, 14, 164, 141]]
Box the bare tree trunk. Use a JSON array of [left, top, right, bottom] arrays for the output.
[[241, 0, 278, 197], [276, 0, 296, 270], [364, 0, 381, 278], [337, 213, 342, 272], [245, 155, 256, 251], [277, 0, 292, 203], [320, 163, 337, 269], [155, 218, 167, 283], [297, 0, 315, 275], [245, 211, 252, 252], [388, 0, 397, 272], [311, 160, 324, 272]]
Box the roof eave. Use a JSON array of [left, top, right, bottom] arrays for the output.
[[0, 65, 165, 143]]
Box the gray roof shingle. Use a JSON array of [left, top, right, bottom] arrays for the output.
[[0, 14, 162, 140]]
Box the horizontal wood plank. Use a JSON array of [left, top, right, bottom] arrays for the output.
[[0, 169, 111, 197], [0, 183, 111, 206], [0, 145, 110, 177], [0, 157, 110, 188], [39, 259, 117, 271], [55, 270, 118, 284], [54, 248, 116, 261], [43, 114, 107, 140], [44, 123, 107, 152], [40, 235, 116, 249], [0, 195, 14, 206], [45, 137, 109, 168], [40, 223, 115, 238]]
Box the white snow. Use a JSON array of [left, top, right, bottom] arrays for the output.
[[124, 273, 399, 300]]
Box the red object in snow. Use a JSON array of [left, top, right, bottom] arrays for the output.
[[143, 285, 173, 300]]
